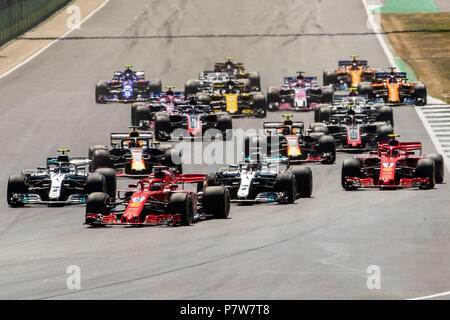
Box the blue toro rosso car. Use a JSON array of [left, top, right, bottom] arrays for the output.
[[95, 65, 162, 103]]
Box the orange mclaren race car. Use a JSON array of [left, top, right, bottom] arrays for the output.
[[357, 67, 427, 106], [323, 55, 377, 89]]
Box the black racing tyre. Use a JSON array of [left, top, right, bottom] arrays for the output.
[[217, 114, 233, 139], [154, 112, 171, 141], [196, 92, 211, 105], [424, 154, 444, 184], [318, 135, 336, 158], [311, 123, 329, 134], [86, 192, 110, 215], [357, 81, 373, 98], [135, 105, 151, 128], [267, 87, 280, 111], [323, 70, 337, 86], [164, 148, 182, 173], [248, 71, 261, 91], [377, 106, 394, 127], [252, 92, 267, 118], [415, 158, 435, 189], [85, 174, 107, 194], [341, 159, 360, 189], [275, 172, 296, 204], [91, 149, 114, 171], [291, 166, 313, 198], [7, 175, 27, 207], [314, 104, 329, 122], [318, 105, 331, 122], [206, 172, 220, 186], [88, 145, 108, 160], [320, 86, 334, 103], [202, 186, 230, 219], [168, 193, 193, 226], [131, 103, 142, 126], [413, 82, 427, 106], [94, 168, 117, 201], [376, 124, 393, 142], [244, 135, 266, 159], [148, 79, 162, 93], [185, 79, 198, 96], [95, 81, 109, 103]]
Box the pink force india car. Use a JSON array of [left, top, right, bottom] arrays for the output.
[[131, 86, 184, 128], [267, 72, 334, 112]]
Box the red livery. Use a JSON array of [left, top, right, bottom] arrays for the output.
[[341, 135, 444, 190], [85, 166, 230, 226]]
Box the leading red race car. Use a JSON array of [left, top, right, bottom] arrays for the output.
[[341, 135, 444, 190], [85, 166, 230, 226]]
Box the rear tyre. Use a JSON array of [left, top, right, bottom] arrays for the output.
[[135, 105, 151, 129], [323, 70, 337, 86], [91, 149, 114, 171], [377, 106, 394, 127], [320, 86, 334, 103], [341, 159, 360, 190], [185, 79, 198, 96], [95, 81, 109, 103], [248, 71, 261, 91], [275, 173, 296, 204], [154, 112, 171, 141], [7, 175, 27, 207], [164, 148, 182, 173], [318, 135, 336, 164], [202, 186, 230, 218], [85, 174, 107, 194], [168, 193, 193, 226], [148, 79, 162, 93], [291, 166, 313, 198], [196, 92, 211, 105], [424, 154, 444, 183], [217, 114, 233, 140], [376, 124, 394, 142], [94, 168, 117, 201], [267, 87, 280, 111], [413, 82, 427, 106], [253, 93, 267, 118], [357, 81, 373, 99], [318, 105, 331, 122]]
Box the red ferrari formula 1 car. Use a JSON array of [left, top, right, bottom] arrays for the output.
[[85, 166, 230, 226], [341, 135, 444, 190]]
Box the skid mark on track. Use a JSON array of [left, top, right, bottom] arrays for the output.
[[16, 29, 450, 41]]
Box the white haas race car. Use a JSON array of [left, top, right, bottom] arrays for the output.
[[206, 159, 313, 204], [7, 149, 116, 207]]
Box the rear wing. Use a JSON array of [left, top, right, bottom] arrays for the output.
[[110, 132, 153, 146], [338, 60, 368, 66], [175, 174, 207, 184], [284, 76, 317, 83], [375, 72, 407, 79], [264, 122, 304, 130], [378, 141, 422, 153], [46, 157, 90, 166]]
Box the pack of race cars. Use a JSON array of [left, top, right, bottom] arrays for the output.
[[7, 57, 445, 227]]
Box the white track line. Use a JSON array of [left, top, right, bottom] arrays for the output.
[[408, 291, 450, 300], [362, 0, 450, 301], [0, 0, 110, 80], [362, 0, 450, 175]]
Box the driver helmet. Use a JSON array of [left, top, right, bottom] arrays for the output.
[[149, 182, 163, 191]]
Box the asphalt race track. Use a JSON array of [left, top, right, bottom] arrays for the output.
[[0, 0, 449, 299]]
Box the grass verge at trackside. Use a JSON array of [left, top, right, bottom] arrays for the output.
[[381, 13, 450, 103]]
